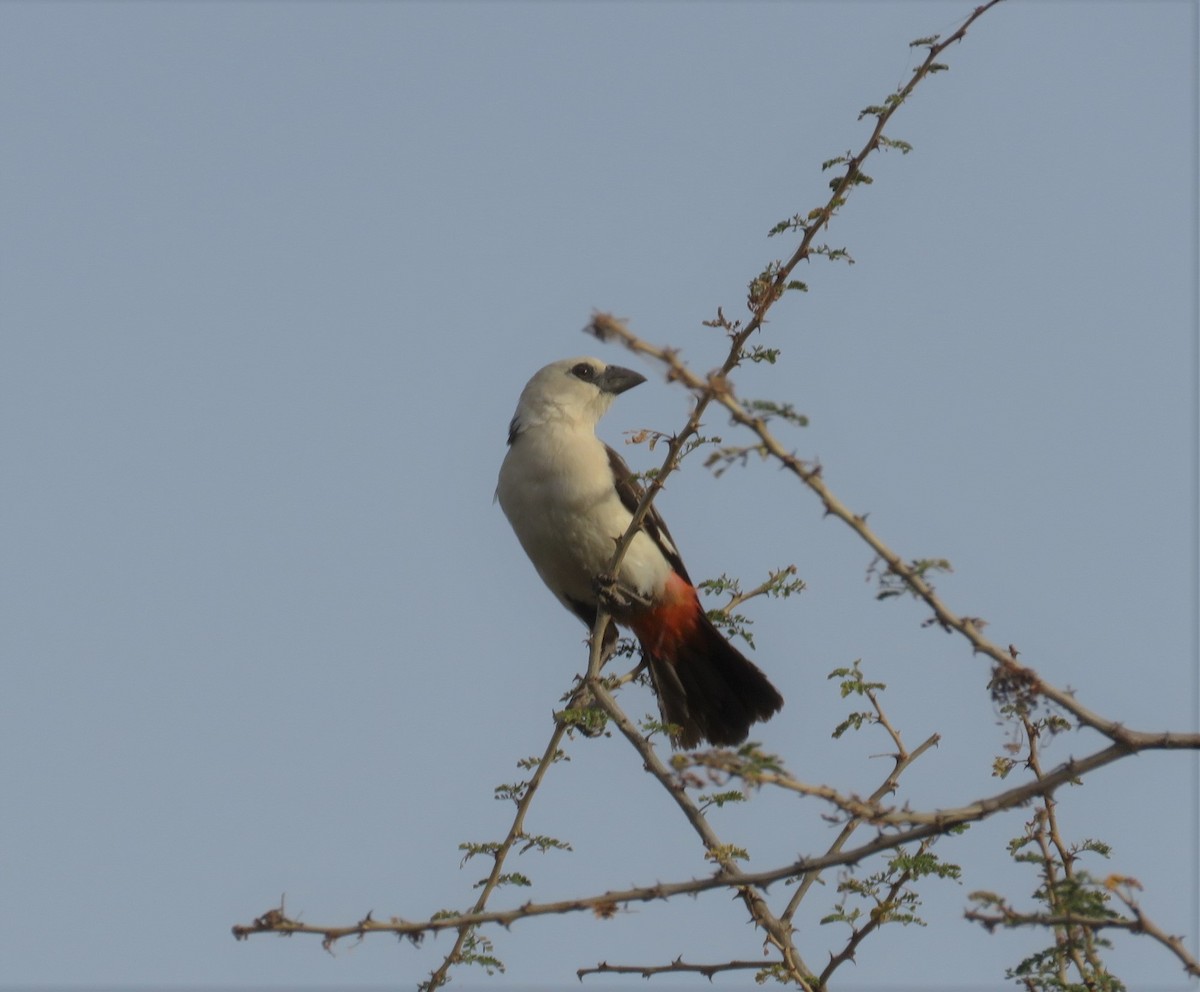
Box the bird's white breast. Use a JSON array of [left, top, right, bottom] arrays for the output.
[[497, 424, 672, 612]]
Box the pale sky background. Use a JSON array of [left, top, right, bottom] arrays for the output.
[[1, 1, 1196, 990]]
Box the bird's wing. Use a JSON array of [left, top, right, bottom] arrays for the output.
[[604, 443, 691, 584]]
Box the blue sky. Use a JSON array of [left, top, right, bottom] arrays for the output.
[[2, 1, 1196, 989]]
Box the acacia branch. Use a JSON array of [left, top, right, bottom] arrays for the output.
[[817, 837, 936, 988], [582, 8, 1007, 534], [717, 564, 803, 615], [233, 734, 1169, 950], [963, 720, 1200, 985], [421, 717, 570, 990], [1022, 715, 1103, 982], [237, 5, 1200, 987], [965, 906, 1200, 980], [583, 675, 815, 988], [680, 732, 941, 829], [579, 957, 775, 981], [674, 685, 941, 926], [560, 8, 1007, 972], [741, 0, 1007, 328], [1106, 883, 1200, 978], [785, 733, 942, 930], [594, 315, 1200, 759]]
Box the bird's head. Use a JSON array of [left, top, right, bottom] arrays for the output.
[[508, 357, 646, 440]]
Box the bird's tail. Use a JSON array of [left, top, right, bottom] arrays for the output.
[[630, 577, 784, 748]]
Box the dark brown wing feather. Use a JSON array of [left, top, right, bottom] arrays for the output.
[[604, 444, 690, 583]]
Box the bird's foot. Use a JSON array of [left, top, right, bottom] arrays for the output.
[[594, 573, 652, 614]]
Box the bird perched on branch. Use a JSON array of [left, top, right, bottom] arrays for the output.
[[496, 356, 783, 748]]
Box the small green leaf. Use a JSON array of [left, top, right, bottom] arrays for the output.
[[739, 345, 781, 364], [699, 789, 747, 810], [878, 135, 913, 154], [746, 398, 809, 428], [705, 843, 750, 863]]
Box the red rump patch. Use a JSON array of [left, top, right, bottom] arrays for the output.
[[628, 572, 702, 658]]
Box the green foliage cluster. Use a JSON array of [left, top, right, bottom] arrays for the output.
[[822, 842, 961, 931], [827, 661, 887, 739]]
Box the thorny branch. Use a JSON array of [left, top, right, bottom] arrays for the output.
[[553, 14, 1025, 985], [232, 737, 1179, 950], [817, 837, 940, 988], [421, 719, 570, 990], [966, 900, 1200, 981], [588, 0, 1010, 608], [583, 674, 814, 988], [594, 314, 1200, 757], [962, 718, 1200, 985], [233, 1, 1196, 986], [579, 958, 773, 981]]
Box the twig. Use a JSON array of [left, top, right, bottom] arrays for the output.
[[422, 720, 569, 989], [582, 8, 1009, 599], [817, 838, 936, 987], [596, 315, 1200, 757], [234, 738, 1178, 949], [1108, 882, 1200, 978], [579, 957, 774, 980], [965, 906, 1200, 980], [584, 676, 815, 989], [568, 14, 1013, 980], [718, 564, 803, 614], [781, 729, 939, 924], [674, 734, 940, 828]]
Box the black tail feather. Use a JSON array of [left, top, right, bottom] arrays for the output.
[[644, 614, 783, 748]]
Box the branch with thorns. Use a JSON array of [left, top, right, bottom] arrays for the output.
[[226, 3, 1192, 987]]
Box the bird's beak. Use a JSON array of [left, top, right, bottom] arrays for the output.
[[595, 365, 646, 396]]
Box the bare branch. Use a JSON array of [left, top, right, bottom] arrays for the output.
[[422, 718, 570, 990], [579, 957, 775, 981], [583, 676, 816, 989], [233, 739, 1155, 950], [964, 904, 1200, 980], [595, 314, 1200, 758], [225, 6, 1200, 987], [817, 838, 938, 987]]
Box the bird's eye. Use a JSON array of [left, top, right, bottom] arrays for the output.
[[571, 363, 595, 381]]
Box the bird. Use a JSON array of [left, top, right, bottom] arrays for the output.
[[496, 356, 783, 748]]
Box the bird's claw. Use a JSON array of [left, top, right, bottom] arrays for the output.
[[595, 573, 651, 613]]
